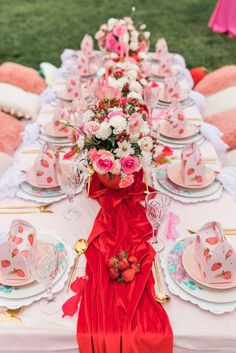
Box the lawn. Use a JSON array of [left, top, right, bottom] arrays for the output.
[[0, 0, 235, 70]]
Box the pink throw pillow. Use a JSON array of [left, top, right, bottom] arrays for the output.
[[205, 107, 236, 150], [0, 112, 24, 155], [0, 62, 46, 94], [195, 66, 236, 96]]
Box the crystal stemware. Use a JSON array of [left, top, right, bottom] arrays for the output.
[[145, 192, 171, 252], [30, 242, 62, 314], [143, 85, 159, 123], [57, 157, 81, 220]]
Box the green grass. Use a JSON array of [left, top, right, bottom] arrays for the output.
[[0, 0, 235, 70]]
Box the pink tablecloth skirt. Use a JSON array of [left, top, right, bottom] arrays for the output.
[[209, 0, 236, 37]]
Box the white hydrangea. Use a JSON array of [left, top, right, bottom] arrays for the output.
[[95, 122, 112, 140], [110, 115, 127, 134], [138, 136, 153, 151]]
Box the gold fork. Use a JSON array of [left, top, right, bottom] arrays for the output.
[[0, 308, 22, 322], [0, 203, 52, 211]]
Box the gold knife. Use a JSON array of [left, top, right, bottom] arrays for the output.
[[187, 229, 236, 235]]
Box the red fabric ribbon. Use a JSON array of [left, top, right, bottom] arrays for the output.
[[77, 170, 173, 353], [62, 276, 88, 318]]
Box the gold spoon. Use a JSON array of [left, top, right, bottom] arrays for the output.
[[0, 203, 52, 211], [0, 308, 22, 322], [187, 229, 236, 235], [66, 239, 88, 293], [154, 256, 171, 304]]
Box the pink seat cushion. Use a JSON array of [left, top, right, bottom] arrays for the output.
[[195, 66, 236, 96], [0, 62, 46, 94], [205, 108, 236, 150], [0, 112, 24, 155]]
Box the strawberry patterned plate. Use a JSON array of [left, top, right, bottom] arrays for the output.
[[25, 168, 60, 189], [167, 163, 216, 189], [56, 90, 73, 102], [42, 122, 69, 138], [0, 272, 34, 287], [182, 243, 236, 290], [20, 182, 64, 198], [160, 121, 199, 139]]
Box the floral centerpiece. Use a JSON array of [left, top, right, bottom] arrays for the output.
[[62, 94, 172, 189], [95, 16, 150, 61]]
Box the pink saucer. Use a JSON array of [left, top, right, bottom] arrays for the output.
[[56, 90, 73, 102], [0, 271, 35, 287], [158, 90, 189, 103], [182, 242, 236, 290], [160, 122, 199, 139], [26, 168, 59, 189], [167, 163, 216, 189], [42, 122, 70, 138]]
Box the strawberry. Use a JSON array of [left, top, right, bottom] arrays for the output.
[[223, 271, 231, 280], [118, 258, 129, 272], [12, 236, 23, 245], [226, 249, 233, 259], [14, 269, 25, 278], [211, 262, 222, 271], [203, 248, 209, 257], [206, 237, 218, 245], [117, 251, 127, 260], [130, 263, 140, 274], [46, 152, 53, 159], [109, 268, 119, 280], [183, 160, 187, 167], [196, 234, 201, 243], [187, 168, 194, 175], [54, 120, 60, 126], [37, 171, 44, 177], [21, 250, 28, 257], [195, 175, 203, 183], [128, 256, 138, 264], [41, 159, 49, 168], [179, 129, 184, 135], [18, 225, 24, 233], [122, 269, 136, 283], [1, 260, 11, 268], [47, 177, 53, 184], [28, 234, 34, 246], [12, 249, 19, 257], [197, 159, 202, 166], [178, 114, 184, 121], [107, 257, 119, 268]]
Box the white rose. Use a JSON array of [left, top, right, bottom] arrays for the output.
[[129, 81, 142, 93], [100, 24, 107, 31], [129, 133, 139, 143], [138, 136, 153, 151], [140, 121, 150, 135], [108, 76, 118, 88], [77, 135, 85, 149], [107, 18, 117, 30], [130, 41, 139, 51], [110, 115, 127, 134], [117, 77, 128, 90], [95, 122, 112, 140], [127, 91, 142, 101], [144, 31, 150, 40], [95, 30, 104, 40], [126, 69, 138, 81], [140, 78, 148, 86]]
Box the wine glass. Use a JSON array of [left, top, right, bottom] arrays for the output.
[[143, 85, 159, 124], [145, 192, 171, 252], [30, 242, 62, 314], [57, 157, 81, 220]]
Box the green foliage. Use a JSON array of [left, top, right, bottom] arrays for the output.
[[0, 0, 235, 70]]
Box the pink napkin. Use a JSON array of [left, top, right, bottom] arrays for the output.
[[164, 102, 187, 136], [65, 75, 81, 100], [195, 221, 236, 283], [155, 38, 168, 60], [0, 112, 24, 155], [163, 75, 181, 101], [52, 102, 70, 133], [181, 143, 206, 186], [80, 34, 94, 57]]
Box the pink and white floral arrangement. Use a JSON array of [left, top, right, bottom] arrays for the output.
[[62, 96, 172, 188], [95, 16, 150, 61]]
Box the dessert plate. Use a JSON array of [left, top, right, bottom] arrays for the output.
[[42, 122, 69, 138], [182, 243, 236, 290], [158, 89, 189, 104], [160, 122, 199, 139], [167, 163, 216, 189], [25, 168, 59, 189], [20, 182, 63, 198], [0, 273, 35, 287]]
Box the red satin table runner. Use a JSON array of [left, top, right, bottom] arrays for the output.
[[77, 171, 173, 353]]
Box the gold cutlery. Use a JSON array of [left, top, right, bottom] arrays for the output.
[[23, 147, 66, 154], [0, 210, 53, 215], [67, 239, 88, 293], [187, 229, 236, 235], [0, 308, 22, 322], [153, 256, 171, 304], [0, 203, 52, 211]]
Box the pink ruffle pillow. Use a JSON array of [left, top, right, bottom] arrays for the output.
[[195, 66, 236, 96], [205, 107, 236, 150], [0, 62, 46, 94], [0, 112, 24, 155]]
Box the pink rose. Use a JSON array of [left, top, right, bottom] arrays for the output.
[[84, 121, 99, 137], [106, 33, 117, 50], [113, 25, 127, 37], [119, 174, 134, 188], [120, 156, 140, 174], [127, 113, 143, 135], [94, 150, 115, 174], [88, 148, 99, 162]]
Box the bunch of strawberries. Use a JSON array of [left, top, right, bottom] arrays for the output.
[[107, 250, 140, 283]]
